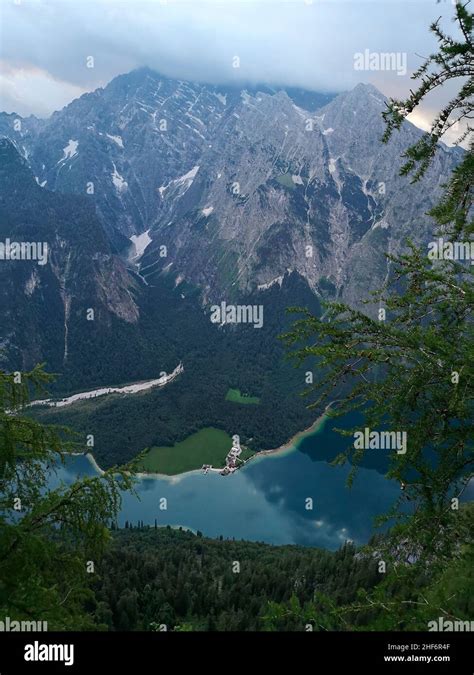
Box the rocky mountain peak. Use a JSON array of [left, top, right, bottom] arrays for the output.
[[0, 71, 461, 314]]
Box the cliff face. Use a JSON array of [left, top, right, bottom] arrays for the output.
[[0, 69, 461, 386], [1, 70, 458, 313], [140, 82, 457, 309], [0, 138, 139, 374], [0, 69, 462, 462]]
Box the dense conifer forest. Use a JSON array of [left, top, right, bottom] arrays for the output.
[[89, 518, 473, 632], [91, 526, 381, 631]]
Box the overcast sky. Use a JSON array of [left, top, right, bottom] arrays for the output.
[[0, 0, 464, 140]]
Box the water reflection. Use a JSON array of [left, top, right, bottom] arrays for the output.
[[50, 420, 403, 550]]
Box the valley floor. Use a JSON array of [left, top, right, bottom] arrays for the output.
[[29, 363, 184, 408]]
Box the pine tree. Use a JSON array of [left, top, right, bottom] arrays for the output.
[[0, 365, 134, 628], [283, 1, 473, 563]]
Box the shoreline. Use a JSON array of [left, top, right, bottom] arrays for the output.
[[245, 406, 330, 464], [69, 404, 333, 481]]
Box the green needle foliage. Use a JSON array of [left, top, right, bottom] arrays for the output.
[[0, 365, 135, 629], [277, 3, 474, 631], [382, 1, 473, 181], [282, 1, 473, 564], [262, 503, 473, 631]]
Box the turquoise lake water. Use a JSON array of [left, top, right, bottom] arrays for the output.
[[47, 413, 421, 549]]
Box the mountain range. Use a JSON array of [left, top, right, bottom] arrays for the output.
[[1, 68, 458, 306], [0, 68, 462, 466]]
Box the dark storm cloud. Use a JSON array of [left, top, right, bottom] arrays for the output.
[[0, 0, 459, 117]]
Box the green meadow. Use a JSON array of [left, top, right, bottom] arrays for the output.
[[225, 388, 261, 405], [136, 427, 233, 475]]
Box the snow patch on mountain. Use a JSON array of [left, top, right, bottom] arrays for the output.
[[373, 218, 390, 230], [107, 134, 124, 148], [111, 163, 128, 192], [130, 229, 152, 260], [24, 269, 40, 296], [158, 165, 200, 198], [60, 139, 79, 162], [258, 276, 284, 291]]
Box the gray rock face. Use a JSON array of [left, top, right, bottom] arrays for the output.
[[0, 69, 459, 311], [141, 82, 458, 308], [0, 70, 463, 458], [0, 138, 139, 374], [0, 69, 236, 247]]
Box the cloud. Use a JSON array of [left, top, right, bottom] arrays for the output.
[[0, 0, 461, 120], [0, 63, 88, 117]]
